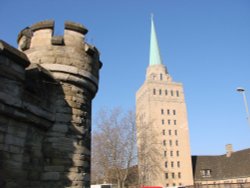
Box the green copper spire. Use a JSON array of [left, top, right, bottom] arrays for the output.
[[149, 15, 163, 66]]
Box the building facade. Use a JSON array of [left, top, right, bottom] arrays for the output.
[[136, 17, 193, 187]]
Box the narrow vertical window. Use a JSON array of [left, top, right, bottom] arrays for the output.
[[174, 120, 177, 125], [161, 109, 164, 115], [176, 90, 179, 97], [173, 110, 176, 115], [169, 140, 172, 146], [175, 130, 178, 135], [153, 89, 156, 95], [162, 129, 165, 135], [178, 172, 181, 178], [176, 150, 180, 157], [171, 161, 174, 168], [171, 90, 174, 96], [159, 89, 162, 95], [164, 151, 167, 157], [165, 89, 168, 95], [168, 119, 171, 125], [160, 73, 163, 80], [165, 173, 168, 179], [169, 130, 172, 135], [172, 173, 175, 179], [176, 140, 179, 146], [177, 161, 180, 168], [167, 109, 170, 115], [162, 119, 165, 125], [165, 161, 168, 168], [170, 151, 173, 157], [163, 140, 166, 146]]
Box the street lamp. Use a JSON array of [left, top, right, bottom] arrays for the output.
[[236, 87, 250, 127]]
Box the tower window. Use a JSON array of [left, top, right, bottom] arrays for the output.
[[161, 109, 164, 115], [176, 90, 179, 97], [169, 140, 172, 146], [171, 90, 174, 96], [176, 140, 179, 146], [165, 89, 168, 95], [162, 119, 165, 125], [165, 161, 168, 168], [160, 73, 163, 80], [153, 89, 156, 95], [174, 120, 177, 125], [159, 89, 162, 95], [173, 110, 176, 115], [167, 109, 170, 115], [169, 130, 172, 135]]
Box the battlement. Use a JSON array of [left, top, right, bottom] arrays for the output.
[[17, 20, 91, 51]]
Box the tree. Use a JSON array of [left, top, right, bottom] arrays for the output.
[[136, 117, 163, 186], [91, 108, 137, 188]]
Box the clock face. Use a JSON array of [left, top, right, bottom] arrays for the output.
[[151, 73, 156, 80]]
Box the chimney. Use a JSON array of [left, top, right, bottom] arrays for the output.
[[226, 144, 233, 157]]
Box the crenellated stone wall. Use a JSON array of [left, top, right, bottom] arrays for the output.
[[0, 20, 102, 188]]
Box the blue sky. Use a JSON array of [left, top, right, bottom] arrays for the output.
[[1, 0, 250, 155]]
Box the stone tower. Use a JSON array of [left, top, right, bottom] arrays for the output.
[[18, 20, 102, 187], [136, 17, 193, 187], [0, 20, 101, 188]]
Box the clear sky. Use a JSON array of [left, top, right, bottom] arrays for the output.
[[1, 0, 250, 155]]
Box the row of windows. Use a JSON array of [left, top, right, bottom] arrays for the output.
[[161, 109, 176, 115], [166, 183, 182, 187], [164, 150, 180, 157], [165, 161, 181, 168], [153, 89, 180, 97], [165, 172, 182, 179], [162, 119, 177, 125], [163, 140, 179, 147], [162, 129, 178, 136]]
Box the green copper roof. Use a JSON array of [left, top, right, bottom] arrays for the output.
[[149, 15, 163, 66]]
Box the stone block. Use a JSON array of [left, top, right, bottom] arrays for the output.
[[5, 134, 25, 147], [44, 165, 65, 172], [9, 145, 23, 154], [51, 123, 68, 133], [41, 172, 60, 181], [7, 125, 27, 138], [55, 113, 72, 123]]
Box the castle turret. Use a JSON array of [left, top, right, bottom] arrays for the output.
[[18, 20, 102, 187]]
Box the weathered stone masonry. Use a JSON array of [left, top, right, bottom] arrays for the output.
[[0, 20, 102, 188]]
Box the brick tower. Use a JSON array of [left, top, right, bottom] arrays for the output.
[[136, 17, 193, 187]]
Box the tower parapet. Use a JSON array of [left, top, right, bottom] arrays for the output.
[[18, 20, 101, 96]]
